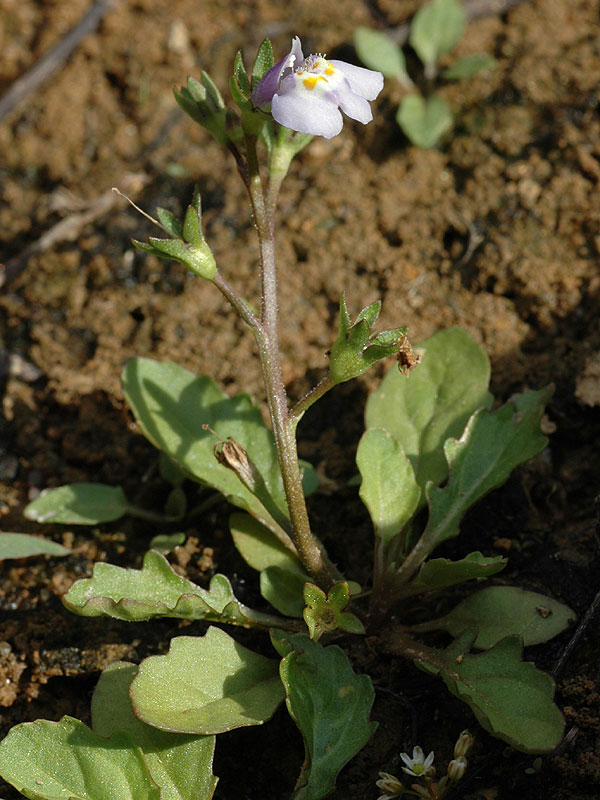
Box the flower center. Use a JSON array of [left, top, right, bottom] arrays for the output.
[[292, 55, 341, 93]]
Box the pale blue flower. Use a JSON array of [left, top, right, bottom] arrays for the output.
[[252, 36, 383, 138]]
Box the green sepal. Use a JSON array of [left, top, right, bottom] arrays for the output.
[[329, 292, 408, 383], [233, 50, 251, 98], [134, 189, 217, 281], [200, 71, 226, 111], [252, 38, 274, 88], [174, 74, 228, 145], [145, 236, 217, 280], [155, 207, 183, 238], [303, 582, 365, 641], [355, 299, 381, 329], [182, 189, 203, 247]]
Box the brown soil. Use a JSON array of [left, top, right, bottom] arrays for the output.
[[1, 0, 600, 798]]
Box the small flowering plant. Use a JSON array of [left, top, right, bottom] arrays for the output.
[[376, 731, 474, 799], [0, 36, 572, 800]]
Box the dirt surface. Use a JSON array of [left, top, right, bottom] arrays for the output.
[[1, 0, 600, 797]]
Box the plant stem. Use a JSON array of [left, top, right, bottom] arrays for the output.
[[382, 627, 447, 671], [242, 132, 335, 589], [289, 375, 336, 423]]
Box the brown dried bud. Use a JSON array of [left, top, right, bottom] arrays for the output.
[[214, 438, 259, 491]]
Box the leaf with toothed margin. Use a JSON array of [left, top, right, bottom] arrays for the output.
[[418, 632, 564, 753], [63, 549, 287, 629], [278, 633, 377, 799]]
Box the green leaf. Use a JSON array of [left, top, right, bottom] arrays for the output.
[[261, 566, 307, 617], [410, 0, 466, 73], [403, 551, 506, 596], [149, 532, 187, 553], [122, 358, 314, 537], [423, 586, 576, 649], [131, 628, 285, 734], [63, 549, 286, 629], [92, 662, 217, 800], [396, 93, 453, 149], [24, 483, 130, 524], [426, 634, 564, 752], [0, 716, 160, 800], [252, 38, 274, 87], [424, 386, 553, 548], [354, 27, 409, 81], [228, 513, 309, 616], [365, 327, 492, 498], [443, 53, 497, 80], [280, 634, 377, 799], [0, 533, 70, 559], [357, 428, 420, 546], [229, 513, 306, 575]]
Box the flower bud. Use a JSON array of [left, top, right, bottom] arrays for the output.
[[453, 730, 474, 758], [447, 756, 468, 783]]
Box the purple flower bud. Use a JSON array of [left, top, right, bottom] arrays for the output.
[[251, 36, 383, 138]]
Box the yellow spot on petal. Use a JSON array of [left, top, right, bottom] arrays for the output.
[[303, 75, 325, 90], [325, 67, 335, 75]]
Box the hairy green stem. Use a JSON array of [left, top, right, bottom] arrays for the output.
[[242, 132, 335, 589]]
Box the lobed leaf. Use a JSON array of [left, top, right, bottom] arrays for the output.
[[279, 634, 377, 799], [24, 483, 130, 525], [0, 716, 159, 800], [63, 549, 286, 629], [423, 586, 575, 649], [356, 428, 420, 546], [92, 661, 217, 800], [131, 627, 285, 734], [425, 634, 564, 753], [402, 551, 506, 596], [365, 327, 492, 498], [424, 386, 553, 549]]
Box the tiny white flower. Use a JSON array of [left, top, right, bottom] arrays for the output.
[[400, 745, 435, 778]]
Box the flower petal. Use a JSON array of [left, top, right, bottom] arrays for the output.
[[329, 60, 384, 99], [335, 82, 373, 124], [251, 36, 304, 106], [272, 83, 343, 137]]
